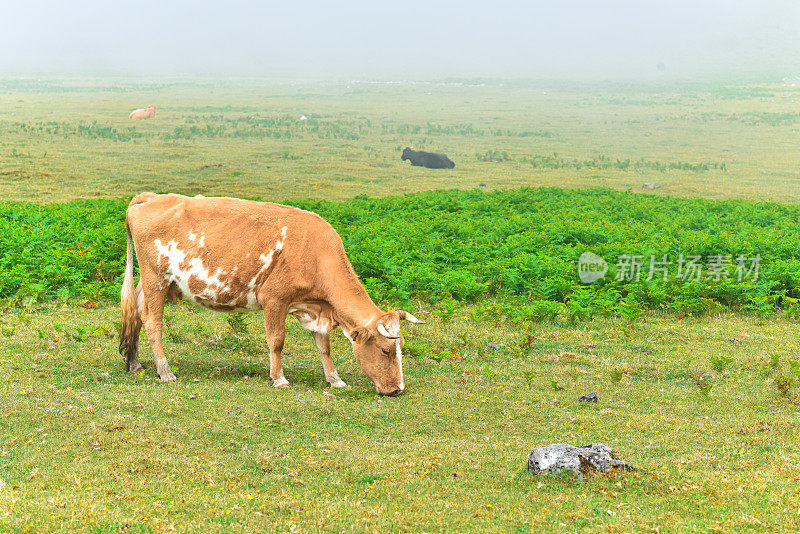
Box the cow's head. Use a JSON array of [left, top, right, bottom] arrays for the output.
[[401, 147, 413, 161], [348, 310, 425, 396]]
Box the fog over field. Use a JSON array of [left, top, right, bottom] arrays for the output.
[[2, 0, 800, 80]]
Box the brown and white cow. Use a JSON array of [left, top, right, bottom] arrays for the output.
[[129, 104, 156, 119], [119, 193, 424, 395]]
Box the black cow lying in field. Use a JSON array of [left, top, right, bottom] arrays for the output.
[[401, 147, 455, 169]]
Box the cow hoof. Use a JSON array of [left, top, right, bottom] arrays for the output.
[[273, 377, 290, 388], [128, 364, 144, 373], [326, 371, 347, 388], [159, 372, 177, 382]]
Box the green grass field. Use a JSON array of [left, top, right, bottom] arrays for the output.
[[3, 302, 800, 532], [3, 78, 800, 532], [2, 78, 800, 204]]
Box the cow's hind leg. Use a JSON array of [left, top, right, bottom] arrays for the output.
[[313, 332, 347, 388], [139, 270, 176, 382]]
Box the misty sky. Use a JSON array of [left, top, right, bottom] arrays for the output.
[[2, 0, 800, 80]]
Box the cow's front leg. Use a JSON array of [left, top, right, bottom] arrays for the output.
[[262, 306, 290, 388], [312, 332, 347, 388]]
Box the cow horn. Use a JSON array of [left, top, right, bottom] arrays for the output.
[[377, 321, 399, 339], [399, 310, 426, 324]]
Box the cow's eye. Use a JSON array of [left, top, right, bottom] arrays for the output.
[[381, 348, 391, 356]]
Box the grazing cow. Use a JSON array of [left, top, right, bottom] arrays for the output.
[[401, 147, 455, 169], [119, 193, 425, 395], [129, 104, 156, 119]]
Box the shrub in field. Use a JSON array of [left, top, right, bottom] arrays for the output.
[[762, 356, 800, 399], [763, 354, 782, 378], [773, 375, 795, 397], [566, 289, 598, 324], [162, 114, 364, 141], [616, 295, 643, 323], [3, 187, 800, 318], [710, 355, 734, 373], [226, 313, 249, 335], [477, 150, 512, 162], [694, 374, 713, 397], [510, 300, 563, 323], [14, 121, 142, 142], [517, 153, 722, 172], [0, 198, 127, 300]]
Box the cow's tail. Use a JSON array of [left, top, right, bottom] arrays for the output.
[[119, 221, 142, 370]]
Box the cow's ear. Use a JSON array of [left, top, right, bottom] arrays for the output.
[[350, 326, 372, 344]]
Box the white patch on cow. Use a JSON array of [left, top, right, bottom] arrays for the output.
[[248, 226, 289, 289], [258, 250, 275, 269], [250, 250, 275, 289], [276, 226, 288, 250], [305, 316, 330, 334], [154, 238, 228, 303], [188, 231, 197, 242], [198, 235, 205, 247], [396, 338, 405, 391], [155, 239, 185, 266], [340, 326, 354, 344], [289, 309, 330, 334]]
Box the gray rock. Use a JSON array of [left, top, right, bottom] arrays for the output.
[[642, 183, 659, 189], [527, 443, 634, 480], [485, 342, 502, 351], [578, 392, 598, 403]]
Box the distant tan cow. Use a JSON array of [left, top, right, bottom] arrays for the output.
[[129, 104, 156, 119], [119, 193, 425, 395]]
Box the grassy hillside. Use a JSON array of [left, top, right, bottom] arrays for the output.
[[3, 78, 800, 533], [2, 78, 800, 204]]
